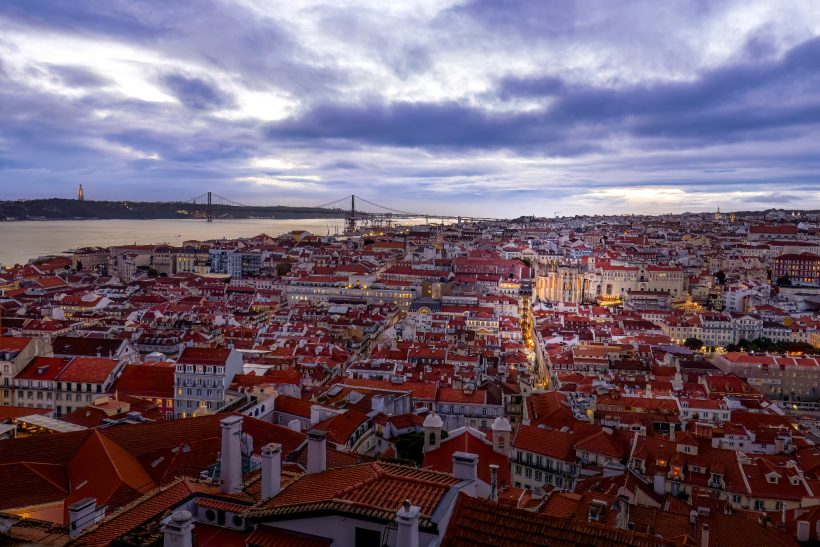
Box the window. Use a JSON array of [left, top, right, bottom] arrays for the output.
[[754, 500, 764, 511], [354, 527, 380, 547]]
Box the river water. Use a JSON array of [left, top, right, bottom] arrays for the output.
[[0, 218, 351, 267]]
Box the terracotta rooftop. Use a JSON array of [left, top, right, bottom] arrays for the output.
[[441, 493, 668, 547]]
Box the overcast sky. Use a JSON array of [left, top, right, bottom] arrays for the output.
[[1, 0, 819, 216]]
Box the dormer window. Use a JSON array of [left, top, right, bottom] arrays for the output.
[[588, 502, 604, 522], [656, 458, 667, 467], [790, 476, 800, 486], [766, 472, 779, 484]]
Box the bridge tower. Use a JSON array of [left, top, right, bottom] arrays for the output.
[[206, 191, 213, 223], [345, 194, 357, 233]]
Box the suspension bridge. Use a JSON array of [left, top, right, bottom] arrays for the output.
[[185, 192, 496, 232]]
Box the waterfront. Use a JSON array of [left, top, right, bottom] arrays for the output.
[[0, 218, 347, 266]]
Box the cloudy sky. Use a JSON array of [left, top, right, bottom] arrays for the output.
[[1, 0, 819, 216]]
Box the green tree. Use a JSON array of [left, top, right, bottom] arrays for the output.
[[683, 338, 704, 351], [750, 337, 776, 353], [396, 429, 449, 466], [776, 276, 792, 287], [276, 262, 293, 276], [396, 432, 426, 466]]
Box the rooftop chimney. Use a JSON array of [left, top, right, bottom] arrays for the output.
[[68, 497, 104, 539], [161, 509, 194, 547], [261, 443, 282, 501], [452, 452, 478, 481], [288, 418, 301, 432], [489, 464, 499, 501], [700, 523, 709, 547], [396, 500, 421, 547], [797, 520, 810, 542], [220, 415, 243, 494], [307, 429, 327, 474]]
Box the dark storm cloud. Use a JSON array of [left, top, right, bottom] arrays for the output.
[[264, 35, 820, 158], [500, 36, 820, 131], [160, 72, 235, 111], [264, 100, 603, 156]]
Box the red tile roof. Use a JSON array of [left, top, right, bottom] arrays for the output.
[[513, 425, 577, 461], [423, 427, 510, 485], [248, 462, 459, 520], [441, 493, 666, 547], [58, 357, 119, 383], [246, 526, 332, 547], [115, 363, 175, 398], [312, 410, 370, 445], [177, 347, 232, 365], [0, 336, 34, 353]]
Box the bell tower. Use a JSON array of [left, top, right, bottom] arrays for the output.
[[78, 184, 85, 201]]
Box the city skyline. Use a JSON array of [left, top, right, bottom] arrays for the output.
[[1, 1, 820, 216]]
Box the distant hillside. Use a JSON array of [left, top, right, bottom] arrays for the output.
[[0, 198, 347, 221]]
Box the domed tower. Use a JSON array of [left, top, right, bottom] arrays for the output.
[[491, 416, 512, 456], [77, 184, 85, 201], [422, 412, 443, 453]]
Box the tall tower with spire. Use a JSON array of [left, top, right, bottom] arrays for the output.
[[77, 184, 85, 201]]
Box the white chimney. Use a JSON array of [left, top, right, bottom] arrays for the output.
[[69, 497, 103, 538], [220, 415, 243, 494], [307, 429, 327, 474], [797, 520, 810, 542], [288, 418, 301, 432], [452, 452, 478, 481], [161, 510, 194, 547], [489, 464, 499, 501], [700, 523, 710, 547], [396, 500, 421, 547], [261, 443, 282, 501]]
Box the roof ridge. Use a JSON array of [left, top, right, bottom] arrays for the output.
[[92, 430, 156, 492], [19, 461, 69, 493]]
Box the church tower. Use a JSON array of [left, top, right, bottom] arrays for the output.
[[78, 184, 85, 201]]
